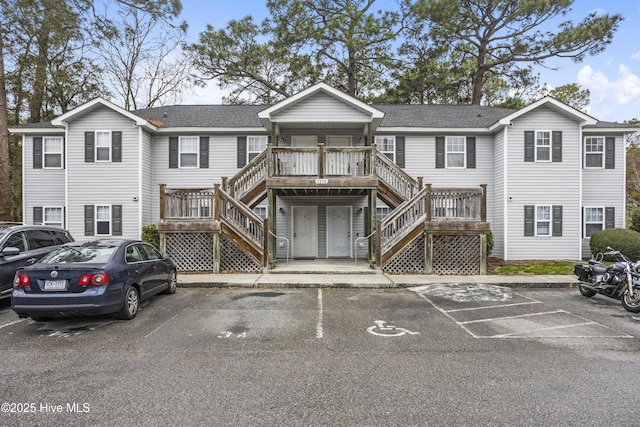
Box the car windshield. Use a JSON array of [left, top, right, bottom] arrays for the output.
[[41, 246, 117, 264]]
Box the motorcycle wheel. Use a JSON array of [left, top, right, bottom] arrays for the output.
[[621, 287, 640, 313], [579, 284, 597, 298]]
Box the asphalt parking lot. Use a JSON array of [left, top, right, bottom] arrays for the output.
[[1, 285, 640, 426]]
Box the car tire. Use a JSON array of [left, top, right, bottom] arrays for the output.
[[118, 286, 140, 320], [162, 270, 177, 295]]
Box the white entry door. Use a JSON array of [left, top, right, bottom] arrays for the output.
[[292, 206, 318, 259], [327, 206, 351, 258]]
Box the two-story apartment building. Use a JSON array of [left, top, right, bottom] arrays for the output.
[[9, 83, 635, 274]]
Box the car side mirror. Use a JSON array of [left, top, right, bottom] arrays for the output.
[[162, 253, 171, 260], [1, 247, 21, 257]]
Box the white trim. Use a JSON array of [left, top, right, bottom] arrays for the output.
[[155, 127, 266, 134], [42, 206, 64, 228], [21, 134, 26, 224], [376, 127, 492, 134], [138, 126, 143, 240], [95, 204, 113, 236], [445, 135, 466, 169], [491, 96, 597, 130], [534, 130, 552, 162], [42, 136, 64, 169], [623, 135, 627, 229], [583, 136, 605, 169], [503, 126, 508, 260], [64, 126, 69, 230], [578, 124, 583, 258], [178, 135, 199, 168], [51, 97, 156, 130], [583, 206, 605, 238], [95, 130, 112, 162], [534, 205, 552, 237]]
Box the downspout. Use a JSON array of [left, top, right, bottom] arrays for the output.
[[578, 124, 583, 259], [64, 125, 69, 229], [503, 125, 508, 260], [138, 126, 143, 239]]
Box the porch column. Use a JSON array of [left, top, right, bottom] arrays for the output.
[[368, 188, 377, 263], [267, 188, 277, 265]]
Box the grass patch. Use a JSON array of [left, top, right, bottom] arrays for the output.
[[492, 261, 577, 275]]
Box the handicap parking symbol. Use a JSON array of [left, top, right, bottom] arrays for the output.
[[367, 320, 419, 337]]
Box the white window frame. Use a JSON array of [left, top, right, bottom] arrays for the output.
[[535, 205, 551, 237], [95, 204, 112, 236], [376, 206, 391, 221], [253, 206, 268, 219], [247, 136, 268, 163], [584, 206, 604, 238], [446, 136, 466, 169], [585, 137, 604, 169], [43, 136, 63, 169], [375, 136, 395, 162], [95, 131, 112, 162], [43, 206, 63, 228], [179, 136, 199, 168], [535, 131, 551, 162]]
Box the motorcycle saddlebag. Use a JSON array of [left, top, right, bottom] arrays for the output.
[[574, 264, 591, 281]]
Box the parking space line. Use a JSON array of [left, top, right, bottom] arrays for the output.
[[491, 322, 599, 338], [459, 310, 566, 325], [0, 318, 27, 330], [316, 289, 323, 339], [144, 313, 181, 339], [446, 301, 542, 313]]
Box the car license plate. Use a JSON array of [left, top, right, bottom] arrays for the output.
[[44, 280, 67, 291]]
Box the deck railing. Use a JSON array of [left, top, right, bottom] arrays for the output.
[[216, 186, 265, 256], [375, 151, 419, 200], [160, 186, 214, 220], [224, 150, 268, 198], [378, 187, 428, 254]]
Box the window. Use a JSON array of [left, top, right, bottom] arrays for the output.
[[27, 230, 58, 249], [585, 137, 604, 168], [179, 136, 199, 168], [446, 136, 465, 168], [44, 207, 63, 228], [141, 243, 162, 260], [253, 206, 267, 219], [96, 205, 111, 235], [536, 205, 551, 236], [4, 232, 28, 252], [585, 207, 604, 237], [248, 136, 267, 162], [43, 137, 63, 168], [536, 131, 550, 161], [376, 207, 391, 221], [95, 131, 112, 161], [376, 136, 395, 161]]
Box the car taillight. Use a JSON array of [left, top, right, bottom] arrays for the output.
[[13, 274, 31, 287], [78, 273, 109, 286]]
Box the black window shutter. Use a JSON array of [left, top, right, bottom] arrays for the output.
[[435, 137, 445, 168], [605, 207, 615, 229], [605, 137, 615, 169], [524, 131, 534, 162], [552, 205, 563, 236], [169, 137, 179, 168], [112, 205, 122, 236], [524, 205, 535, 236], [552, 131, 562, 162], [395, 136, 405, 168], [237, 136, 247, 168], [84, 205, 94, 236], [112, 131, 122, 162], [466, 136, 476, 169], [33, 137, 43, 169], [85, 132, 95, 163], [33, 207, 43, 224], [199, 136, 209, 169]]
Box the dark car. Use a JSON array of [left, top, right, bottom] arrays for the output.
[[0, 223, 74, 299], [11, 239, 177, 321]]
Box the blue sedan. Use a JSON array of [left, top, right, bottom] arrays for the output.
[[12, 239, 177, 321]]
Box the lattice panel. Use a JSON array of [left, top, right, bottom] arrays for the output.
[[220, 235, 262, 272], [432, 234, 481, 275], [383, 235, 425, 274], [166, 233, 214, 273]]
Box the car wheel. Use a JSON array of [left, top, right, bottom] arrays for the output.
[[162, 270, 177, 295], [118, 286, 140, 320]]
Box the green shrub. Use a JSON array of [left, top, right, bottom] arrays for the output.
[[485, 229, 494, 257], [630, 206, 640, 233], [589, 228, 640, 261], [141, 224, 160, 249]]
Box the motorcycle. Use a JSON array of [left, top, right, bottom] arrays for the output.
[[573, 247, 640, 313]]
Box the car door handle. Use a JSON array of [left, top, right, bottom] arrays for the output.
[[27, 258, 37, 264]]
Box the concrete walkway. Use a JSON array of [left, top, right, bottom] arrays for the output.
[[177, 272, 578, 289]]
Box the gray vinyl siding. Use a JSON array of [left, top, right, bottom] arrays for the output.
[[492, 129, 506, 259], [401, 134, 496, 226], [272, 92, 371, 123], [141, 130, 154, 226], [505, 106, 581, 260], [274, 196, 368, 259], [23, 134, 66, 225], [581, 134, 625, 258], [151, 134, 247, 222], [66, 107, 141, 240]]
